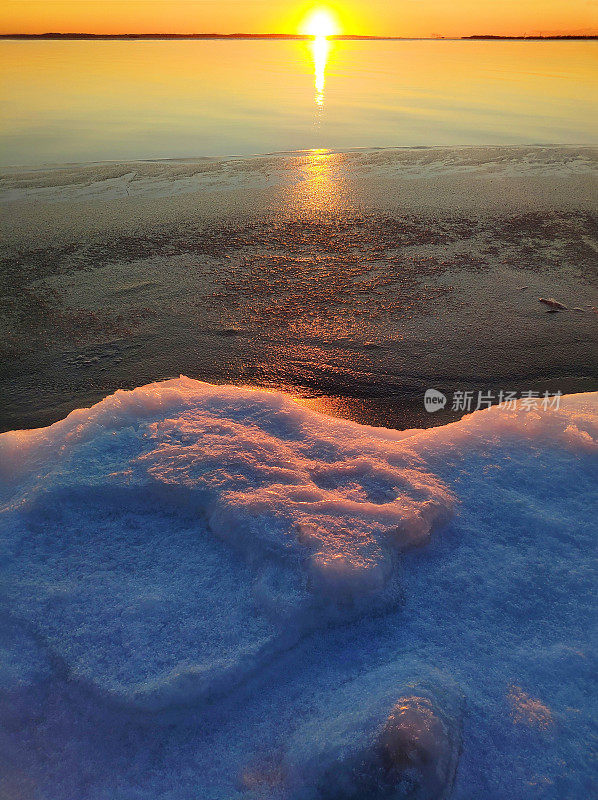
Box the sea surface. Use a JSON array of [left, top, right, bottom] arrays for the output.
[[1, 39, 597, 167]]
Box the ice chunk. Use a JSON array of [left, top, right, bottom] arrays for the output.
[[378, 695, 459, 800], [283, 665, 462, 800]]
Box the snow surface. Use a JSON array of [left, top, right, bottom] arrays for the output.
[[0, 379, 596, 799]]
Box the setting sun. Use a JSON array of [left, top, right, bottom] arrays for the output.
[[301, 8, 340, 38]]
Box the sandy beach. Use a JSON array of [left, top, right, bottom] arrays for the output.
[[1, 145, 596, 431]]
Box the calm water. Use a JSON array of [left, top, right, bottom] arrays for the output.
[[1, 39, 596, 166]]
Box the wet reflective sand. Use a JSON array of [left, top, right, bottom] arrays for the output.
[[1, 146, 596, 432]]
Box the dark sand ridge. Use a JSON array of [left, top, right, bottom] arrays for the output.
[[1, 145, 596, 432]]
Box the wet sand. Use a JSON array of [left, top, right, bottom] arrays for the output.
[[1, 145, 597, 432]]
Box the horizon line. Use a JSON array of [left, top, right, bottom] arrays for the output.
[[1, 32, 597, 40]]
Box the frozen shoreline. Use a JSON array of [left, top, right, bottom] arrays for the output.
[[1, 145, 597, 434], [1, 378, 596, 798], [2, 144, 596, 212], [1, 152, 597, 789]]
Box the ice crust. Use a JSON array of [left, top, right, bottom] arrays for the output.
[[0, 379, 596, 798]]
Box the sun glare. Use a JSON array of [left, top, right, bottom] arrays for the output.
[[302, 8, 339, 39]]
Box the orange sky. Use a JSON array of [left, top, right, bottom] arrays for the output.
[[1, 0, 596, 37]]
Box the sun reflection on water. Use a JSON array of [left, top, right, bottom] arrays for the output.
[[311, 36, 331, 107], [301, 7, 338, 109]]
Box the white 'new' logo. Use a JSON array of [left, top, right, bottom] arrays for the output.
[[424, 389, 447, 413]]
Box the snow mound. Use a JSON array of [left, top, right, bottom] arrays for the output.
[[0, 378, 452, 710], [412, 391, 598, 455], [0, 381, 596, 797]]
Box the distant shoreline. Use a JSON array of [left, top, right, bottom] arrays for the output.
[[1, 33, 596, 40]]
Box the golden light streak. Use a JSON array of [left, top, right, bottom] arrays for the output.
[[300, 8, 338, 108], [311, 35, 330, 106], [289, 149, 340, 212]]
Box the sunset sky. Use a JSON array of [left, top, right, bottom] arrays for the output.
[[1, 0, 597, 37]]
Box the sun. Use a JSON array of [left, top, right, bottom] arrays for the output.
[[302, 8, 340, 39]]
